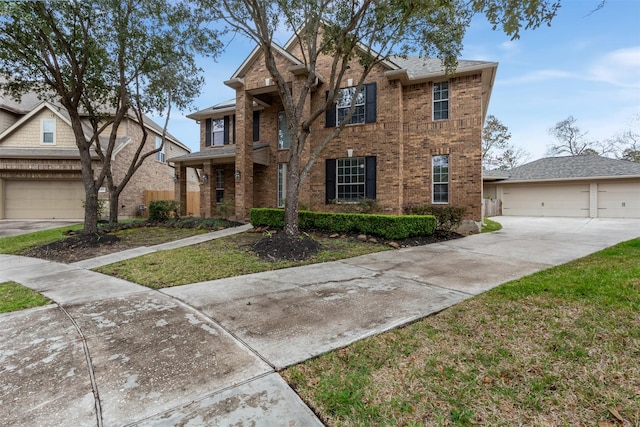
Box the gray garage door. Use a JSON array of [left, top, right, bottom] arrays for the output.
[[5, 180, 85, 219], [502, 183, 590, 217], [598, 182, 640, 218]]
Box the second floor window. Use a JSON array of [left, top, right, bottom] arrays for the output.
[[41, 119, 55, 144], [337, 87, 365, 125], [433, 81, 449, 121], [278, 111, 291, 149], [212, 118, 224, 146], [326, 82, 377, 127], [155, 136, 165, 162], [205, 116, 233, 147]]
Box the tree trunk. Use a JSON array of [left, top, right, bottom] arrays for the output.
[[283, 151, 302, 236], [79, 155, 99, 233], [108, 187, 119, 224]]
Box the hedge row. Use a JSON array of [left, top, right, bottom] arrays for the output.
[[250, 208, 436, 240]]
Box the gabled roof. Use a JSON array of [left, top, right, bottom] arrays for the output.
[[488, 155, 640, 182], [230, 43, 303, 80], [0, 92, 188, 152], [186, 98, 268, 121]]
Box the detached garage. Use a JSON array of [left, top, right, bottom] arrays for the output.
[[484, 155, 640, 219]]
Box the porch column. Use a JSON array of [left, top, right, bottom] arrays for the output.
[[201, 162, 215, 218], [235, 91, 254, 221], [175, 164, 187, 216]]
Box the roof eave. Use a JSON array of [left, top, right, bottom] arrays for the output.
[[498, 175, 640, 184]]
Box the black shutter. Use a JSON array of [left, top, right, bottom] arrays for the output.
[[232, 114, 236, 144], [365, 82, 377, 123], [253, 111, 260, 141], [223, 115, 230, 145], [325, 90, 336, 128], [325, 159, 336, 203], [205, 118, 212, 147], [365, 156, 376, 200]]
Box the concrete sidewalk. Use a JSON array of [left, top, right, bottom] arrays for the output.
[[1, 216, 639, 426]]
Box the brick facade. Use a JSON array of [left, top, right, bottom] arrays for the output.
[[176, 40, 495, 224]]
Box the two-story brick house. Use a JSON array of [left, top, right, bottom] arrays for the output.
[[171, 38, 497, 228], [0, 91, 196, 219]]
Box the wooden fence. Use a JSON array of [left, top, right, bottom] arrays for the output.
[[482, 198, 502, 217], [143, 190, 200, 217]]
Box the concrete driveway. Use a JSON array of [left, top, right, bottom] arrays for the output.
[[0, 216, 638, 426], [0, 220, 80, 237]]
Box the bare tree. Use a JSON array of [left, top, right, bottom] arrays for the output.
[[0, 0, 218, 231], [546, 116, 596, 156], [482, 115, 511, 168]]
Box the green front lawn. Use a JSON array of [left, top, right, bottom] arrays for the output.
[[0, 224, 83, 254], [282, 238, 640, 426], [95, 232, 391, 288], [0, 281, 51, 313]]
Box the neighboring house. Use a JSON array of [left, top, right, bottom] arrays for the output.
[[0, 91, 196, 220], [170, 37, 498, 228], [483, 155, 640, 218]]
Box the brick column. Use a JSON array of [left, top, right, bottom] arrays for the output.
[[235, 91, 254, 221], [175, 165, 187, 216], [201, 162, 215, 218]]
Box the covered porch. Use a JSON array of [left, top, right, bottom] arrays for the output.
[[170, 143, 270, 220]]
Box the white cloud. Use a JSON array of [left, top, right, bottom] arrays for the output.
[[499, 69, 577, 85], [499, 40, 520, 53], [587, 46, 640, 88]]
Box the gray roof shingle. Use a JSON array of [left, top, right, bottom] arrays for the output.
[[389, 56, 496, 78], [504, 155, 640, 181]]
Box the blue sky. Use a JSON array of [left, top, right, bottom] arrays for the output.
[[158, 0, 640, 161]]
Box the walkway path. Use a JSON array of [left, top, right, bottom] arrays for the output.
[[1, 217, 638, 426]]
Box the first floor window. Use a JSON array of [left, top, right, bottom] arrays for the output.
[[216, 169, 224, 203], [432, 155, 449, 203], [277, 163, 287, 208], [325, 156, 376, 203], [42, 119, 55, 144], [433, 81, 449, 121], [337, 157, 366, 201], [155, 136, 165, 162]]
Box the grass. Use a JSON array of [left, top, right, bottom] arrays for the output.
[[0, 281, 51, 313], [281, 238, 640, 426], [0, 224, 83, 254], [482, 217, 502, 233], [95, 232, 391, 288]]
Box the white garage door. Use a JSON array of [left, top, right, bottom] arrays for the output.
[[598, 182, 640, 218], [502, 183, 590, 217], [5, 180, 85, 219]]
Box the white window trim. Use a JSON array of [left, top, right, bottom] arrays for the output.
[[337, 86, 365, 126], [432, 81, 449, 121], [432, 155, 450, 204], [336, 157, 366, 202], [278, 111, 291, 149], [212, 118, 224, 146], [277, 163, 287, 208], [216, 169, 224, 203], [41, 119, 56, 145], [155, 136, 166, 163]]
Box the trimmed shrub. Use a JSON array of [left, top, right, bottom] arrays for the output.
[[403, 205, 466, 232], [149, 200, 180, 221], [250, 208, 436, 240]]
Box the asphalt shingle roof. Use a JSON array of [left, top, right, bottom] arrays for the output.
[[389, 56, 495, 78], [505, 155, 640, 181]]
